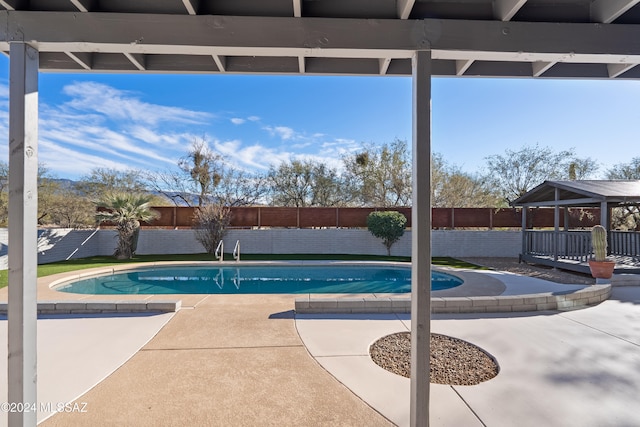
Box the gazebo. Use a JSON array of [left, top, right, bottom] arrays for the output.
[[512, 180, 640, 274]]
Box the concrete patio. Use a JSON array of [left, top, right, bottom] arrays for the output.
[[297, 285, 640, 426], [0, 269, 638, 426]]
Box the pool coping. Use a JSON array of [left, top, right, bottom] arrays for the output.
[[293, 284, 612, 314], [14, 260, 612, 315], [0, 300, 181, 315], [292, 265, 612, 314]]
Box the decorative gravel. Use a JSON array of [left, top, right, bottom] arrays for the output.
[[461, 257, 595, 285], [369, 332, 499, 385]]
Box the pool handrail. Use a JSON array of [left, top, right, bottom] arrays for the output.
[[215, 240, 224, 262], [233, 240, 240, 262]]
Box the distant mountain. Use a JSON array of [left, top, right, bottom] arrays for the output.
[[48, 178, 198, 206], [51, 178, 76, 190]]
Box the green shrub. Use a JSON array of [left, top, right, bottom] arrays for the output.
[[367, 211, 407, 256]]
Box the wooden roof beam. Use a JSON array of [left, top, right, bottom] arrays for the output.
[[69, 0, 93, 12], [293, 0, 302, 17], [65, 51, 92, 69], [455, 59, 473, 76], [124, 52, 146, 70], [532, 61, 555, 77], [494, 0, 528, 21], [591, 0, 640, 23], [212, 54, 226, 72], [397, 0, 415, 19], [182, 0, 198, 16], [608, 62, 637, 78], [4, 13, 640, 64]]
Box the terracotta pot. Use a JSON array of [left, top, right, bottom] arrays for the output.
[[588, 260, 616, 279]]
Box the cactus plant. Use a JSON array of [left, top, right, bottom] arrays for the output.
[[591, 225, 608, 262]]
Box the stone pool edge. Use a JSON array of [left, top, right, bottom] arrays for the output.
[[24, 261, 611, 315], [294, 284, 611, 314], [0, 300, 181, 315]]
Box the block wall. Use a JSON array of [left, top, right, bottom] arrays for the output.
[[0, 228, 523, 266]]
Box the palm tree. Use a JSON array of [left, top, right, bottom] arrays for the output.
[[96, 192, 159, 259]]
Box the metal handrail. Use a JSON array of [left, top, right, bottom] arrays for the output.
[[215, 240, 224, 262], [233, 240, 240, 262]]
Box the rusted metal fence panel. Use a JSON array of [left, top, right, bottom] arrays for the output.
[[450, 208, 491, 228], [136, 206, 601, 229], [432, 208, 452, 228], [299, 207, 338, 228], [492, 208, 522, 228], [229, 207, 260, 227], [259, 207, 298, 227], [144, 206, 176, 227], [175, 207, 196, 228], [336, 208, 375, 228]]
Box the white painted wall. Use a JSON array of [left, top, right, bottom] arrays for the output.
[[0, 228, 521, 266]]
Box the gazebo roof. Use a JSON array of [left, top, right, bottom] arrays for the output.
[[512, 180, 640, 207]]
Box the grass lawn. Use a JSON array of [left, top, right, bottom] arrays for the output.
[[0, 254, 486, 289]]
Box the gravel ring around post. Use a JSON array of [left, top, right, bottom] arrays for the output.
[[369, 332, 499, 385]]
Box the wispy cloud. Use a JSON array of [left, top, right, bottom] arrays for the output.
[[264, 125, 296, 141], [231, 115, 261, 126], [0, 79, 362, 180], [214, 139, 290, 170], [39, 140, 135, 177], [1, 81, 216, 177], [62, 82, 212, 126]]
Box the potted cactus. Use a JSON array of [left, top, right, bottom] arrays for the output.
[[588, 225, 615, 280]]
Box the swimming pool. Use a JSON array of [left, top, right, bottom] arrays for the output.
[[53, 265, 463, 295]]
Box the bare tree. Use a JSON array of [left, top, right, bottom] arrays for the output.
[[77, 167, 147, 200], [48, 188, 95, 228], [483, 143, 599, 204], [606, 157, 640, 180], [214, 166, 268, 207], [267, 159, 345, 207], [145, 169, 196, 207], [193, 204, 232, 254], [431, 153, 502, 208], [606, 157, 640, 230], [147, 157, 267, 208], [178, 138, 224, 207], [342, 139, 412, 207]]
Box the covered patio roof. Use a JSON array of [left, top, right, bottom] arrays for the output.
[[2, 0, 640, 78], [513, 180, 640, 207]]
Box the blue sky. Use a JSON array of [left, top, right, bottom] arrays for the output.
[[0, 54, 638, 180]]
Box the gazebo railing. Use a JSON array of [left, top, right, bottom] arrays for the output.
[[524, 230, 592, 262], [610, 231, 640, 261], [524, 230, 640, 263]]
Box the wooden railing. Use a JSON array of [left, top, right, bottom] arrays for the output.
[[610, 231, 640, 261], [524, 230, 640, 262], [524, 230, 591, 263]]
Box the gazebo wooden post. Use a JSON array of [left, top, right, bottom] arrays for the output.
[[554, 188, 560, 264], [521, 206, 528, 261]]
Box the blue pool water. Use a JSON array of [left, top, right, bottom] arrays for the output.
[[53, 265, 463, 295]]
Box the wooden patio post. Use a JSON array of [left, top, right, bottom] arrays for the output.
[[410, 49, 432, 427]]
